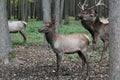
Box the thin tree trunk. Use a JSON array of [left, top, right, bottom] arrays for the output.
[[18, 0, 22, 20], [69, 0, 75, 16], [23, 0, 28, 21], [64, 0, 69, 24], [60, 0, 64, 23], [51, 0, 55, 19], [7, 0, 10, 19], [75, 0, 81, 20], [36, 0, 42, 20], [54, 0, 61, 33], [109, 0, 120, 80]]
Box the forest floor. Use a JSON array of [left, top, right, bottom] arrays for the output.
[[0, 44, 109, 80]]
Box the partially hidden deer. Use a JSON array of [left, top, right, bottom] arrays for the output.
[[77, 0, 107, 51], [81, 9, 109, 61], [38, 20, 89, 79], [8, 21, 27, 42]]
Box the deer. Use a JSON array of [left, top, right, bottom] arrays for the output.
[[38, 20, 90, 79], [8, 21, 27, 43], [81, 9, 109, 61], [77, 0, 107, 51]]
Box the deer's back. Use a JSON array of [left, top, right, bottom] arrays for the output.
[[53, 34, 89, 53], [8, 21, 25, 32]]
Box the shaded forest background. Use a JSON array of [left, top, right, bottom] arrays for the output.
[[7, 0, 108, 21]]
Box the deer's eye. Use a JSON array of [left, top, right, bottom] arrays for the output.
[[90, 14, 94, 17]]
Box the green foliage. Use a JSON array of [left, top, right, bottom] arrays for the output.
[[15, 0, 18, 7], [60, 20, 89, 35], [29, 0, 35, 3], [9, 51, 16, 58], [68, 54, 78, 61]]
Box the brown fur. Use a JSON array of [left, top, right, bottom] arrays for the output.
[[38, 20, 89, 78], [81, 10, 109, 61], [78, 9, 98, 50]]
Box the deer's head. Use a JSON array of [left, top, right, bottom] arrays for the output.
[[77, 0, 107, 20], [81, 10, 98, 22], [38, 20, 55, 33]]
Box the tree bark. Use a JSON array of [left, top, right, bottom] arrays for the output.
[[109, 0, 120, 80], [0, 0, 12, 64], [42, 0, 51, 47], [36, 0, 43, 20], [54, 0, 61, 33], [60, 0, 64, 23], [23, 0, 28, 21], [18, 0, 22, 20], [7, 0, 10, 19], [75, 0, 80, 20], [64, 0, 69, 24]]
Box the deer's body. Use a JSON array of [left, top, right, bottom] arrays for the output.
[[38, 21, 89, 78], [77, 0, 107, 51], [8, 21, 27, 42], [46, 32, 89, 54], [81, 10, 109, 60], [80, 16, 98, 50], [93, 17, 109, 38]]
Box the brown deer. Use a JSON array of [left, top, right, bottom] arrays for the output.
[[81, 9, 109, 61], [38, 20, 89, 79], [78, 0, 107, 50]]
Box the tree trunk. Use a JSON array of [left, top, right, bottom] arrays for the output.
[[64, 0, 69, 24], [42, 0, 51, 21], [69, 0, 75, 16], [0, 0, 12, 64], [109, 0, 120, 80], [42, 0, 51, 47], [54, 0, 61, 33], [23, 0, 28, 21], [30, 2, 34, 19], [60, 0, 64, 23], [36, 0, 43, 20], [18, 0, 22, 20], [19, 0, 28, 21], [75, 0, 80, 20], [51, 0, 55, 19], [7, 0, 11, 19]]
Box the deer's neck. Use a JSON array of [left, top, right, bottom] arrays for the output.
[[93, 17, 103, 33], [45, 31, 56, 48]]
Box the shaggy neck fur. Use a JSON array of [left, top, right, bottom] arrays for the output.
[[45, 30, 56, 48]]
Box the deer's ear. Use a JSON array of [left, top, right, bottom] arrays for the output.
[[47, 20, 55, 27], [91, 9, 98, 16], [48, 20, 52, 24], [91, 9, 97, 14], [49, 19, 55, 26]]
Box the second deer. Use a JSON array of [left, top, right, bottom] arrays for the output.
[[81, 9, 109, 61]]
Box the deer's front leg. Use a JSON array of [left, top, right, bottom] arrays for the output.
[[19, 29, 27, 43], [92, 33, 98, 50], [53, 49, 62, 77], [100, 40, 109, 61]]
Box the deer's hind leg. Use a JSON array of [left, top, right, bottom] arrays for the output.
[[19, 30, 26, 43], [77, 51, 89, 79]]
